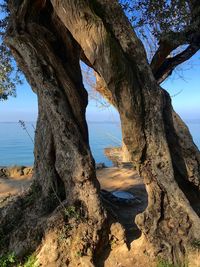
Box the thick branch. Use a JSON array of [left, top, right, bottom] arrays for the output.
[[155, 43, 200, 84], [151, 0, 200, 84], [150, 40, 179, 75]]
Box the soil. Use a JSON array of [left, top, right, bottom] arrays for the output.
[[1, 167, 199, 267], [97, 167, 147, 244], [0, 166, 147, 242], [0, 174, 32, 205], [0, 167, 147, 226], [0, 166, 149, 267]]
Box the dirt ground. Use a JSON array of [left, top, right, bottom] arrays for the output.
[[0, 174, 32, 204], [0, 167, 147, 243], [97, 167, 147, 244], [0, 166, 147, 241], [0, 166, 146, 199], [0, 167, 149, 267], [1, 168, 199, 267]]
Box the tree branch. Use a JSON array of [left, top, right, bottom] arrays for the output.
[[154, 43, 200, 84], [150, 40, 178, 75], [151, 0, 200, 83]]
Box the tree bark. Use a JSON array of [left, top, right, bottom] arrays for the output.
[[51, 0, 200, 264], [3, 1, 107, 265]]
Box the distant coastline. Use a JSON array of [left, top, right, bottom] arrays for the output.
[[0, 120, 121, 124], [0, 117, 199, 124], [0, 120, 199, 167]]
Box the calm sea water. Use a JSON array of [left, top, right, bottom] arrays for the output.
[[0, 120, 199, 167], [0, 121, 122, 167]]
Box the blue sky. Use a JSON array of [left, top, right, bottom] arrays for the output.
[[0, 52, 199, 123]]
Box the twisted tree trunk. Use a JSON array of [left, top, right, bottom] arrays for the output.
[[2, 2, 107, 265], [51, 0, 200, 264]]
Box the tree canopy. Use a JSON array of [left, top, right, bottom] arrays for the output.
[[121, 0, 200, 83], [0, 0, 199, 100], [0, 0, 21, 100]]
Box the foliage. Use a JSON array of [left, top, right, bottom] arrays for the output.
[[64, 205, 82, 221], [81, 63, 110, 108], [121, 0, 190, 36], [120, 0, 199, 61], [0, 0, 22, 101], [0, 252, 16, 267], [0, 0, 199, 100], [18, 255, 38, 267], [0, 252, 38, 267]]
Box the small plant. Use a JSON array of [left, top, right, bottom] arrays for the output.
[[0, 252, 16, 267], [17, 254, 38, 267], [19, 120, 34, 143], [109, 236, 117, 247], [22, 254, 38, 267], [157, 259, 188, 267], [157, 260, 174, 267], [64, 206, 81, 221], [76, 251, 83, 258], [0, 252, 38, 267]]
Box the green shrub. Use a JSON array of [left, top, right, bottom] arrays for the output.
[[21, 255, 38, 267], [0, 252, 16, 267]]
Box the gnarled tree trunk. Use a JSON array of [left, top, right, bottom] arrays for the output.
[[51, 0, 200, 264], [2, 1, 108, 265]]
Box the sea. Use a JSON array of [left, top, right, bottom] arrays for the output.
[[0, 120, 199, 167]]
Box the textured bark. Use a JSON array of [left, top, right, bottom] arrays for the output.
[[3, 1, 107, 265], [51, 0, 200, 263]]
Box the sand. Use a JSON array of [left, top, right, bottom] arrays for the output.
[[0, 167, 150, 266], [0, 167, 147, 244], [0, 167, 145, 200], [0, 175, 32, 200]]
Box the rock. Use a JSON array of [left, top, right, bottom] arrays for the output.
[[8, 166, 25, 177], [0, 166, 33, 178], [104, 147, 134, 169], [23, 167, 33, 176], [104, 147, 122, 167], [0, 168, 7, 177]]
